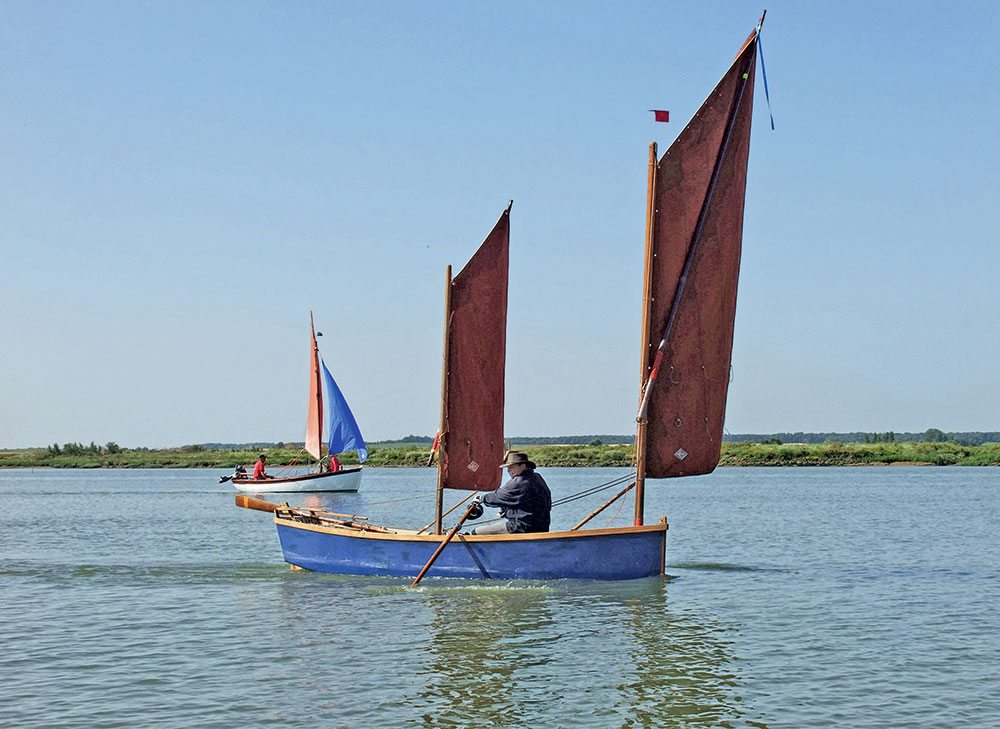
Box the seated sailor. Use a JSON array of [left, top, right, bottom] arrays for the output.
[[471, 451, 551, 535]]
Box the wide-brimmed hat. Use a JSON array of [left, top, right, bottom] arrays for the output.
[[499, 451, 536, 469]]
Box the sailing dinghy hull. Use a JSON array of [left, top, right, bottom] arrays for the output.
[[274, 516, 667, 580], [232, 467, 362, 494]]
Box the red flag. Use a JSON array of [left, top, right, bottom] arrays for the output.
[[652, 110, 670, 122]]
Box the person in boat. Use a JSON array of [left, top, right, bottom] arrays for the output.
[[252, 454, 273, 480], [326, 454, 340, 473], [471, 451, 551, 535]]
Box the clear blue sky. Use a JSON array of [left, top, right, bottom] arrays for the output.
[[2, 1, 998, 448]]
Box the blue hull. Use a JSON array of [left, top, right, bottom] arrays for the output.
[[274, 517, 667, 580]]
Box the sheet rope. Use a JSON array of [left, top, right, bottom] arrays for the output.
[[329, 473, 634, 514]]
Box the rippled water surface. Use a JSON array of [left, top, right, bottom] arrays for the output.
[[2, 466, 998, 728]]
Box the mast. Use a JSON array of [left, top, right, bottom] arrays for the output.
[[634, 142, 658, 526], [434, 265, 453, 535]]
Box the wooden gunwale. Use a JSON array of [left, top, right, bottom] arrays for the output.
[[273, 515, 667, 542]]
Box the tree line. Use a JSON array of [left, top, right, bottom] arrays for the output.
[[724, 430, 1000, 446], [35, 429, 999, 456], [48, 441, 123, 455]]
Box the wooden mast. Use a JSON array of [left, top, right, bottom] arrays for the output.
[[434, 265, 453, 535], [634, 142, 658, 526]]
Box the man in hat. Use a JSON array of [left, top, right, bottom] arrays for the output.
[[471, 451, 551, 535]]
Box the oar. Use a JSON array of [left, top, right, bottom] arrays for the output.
[[411, 500, 480, 587], [234, 494, 371, 524], [234, 494, 281, 512]]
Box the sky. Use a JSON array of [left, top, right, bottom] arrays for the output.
[[2, 1, 998, 448]]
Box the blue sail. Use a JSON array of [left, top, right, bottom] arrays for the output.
[[321, 360, 368, 463]]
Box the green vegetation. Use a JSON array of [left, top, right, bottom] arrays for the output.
[[2, 439, 999, 469], [0, 444, 365, 469], [719, 440, 1000, 467], [725, 430, 1000, 447]]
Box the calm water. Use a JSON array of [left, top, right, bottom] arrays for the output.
[[1, 466, 997, 728]]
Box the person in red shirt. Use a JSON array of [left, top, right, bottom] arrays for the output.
[[253, 454, 272, 480], [327, 454, 340, 473]]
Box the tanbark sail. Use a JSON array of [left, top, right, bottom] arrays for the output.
[[439, 206, 510, 492], [640, 30, 758, 479]]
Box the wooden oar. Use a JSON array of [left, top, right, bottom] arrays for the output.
[[411, 501, 480, 587], [234, 494, 281, 512]]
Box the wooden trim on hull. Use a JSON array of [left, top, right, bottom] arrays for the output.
[[274, 516, 665, 541], [273, 516, 668, 581], [232, 467, 362, 493]]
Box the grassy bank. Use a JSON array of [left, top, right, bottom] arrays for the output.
[[718, 440, 1000, 467], [2, 440, 999, 469]]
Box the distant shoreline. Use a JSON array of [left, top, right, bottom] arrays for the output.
[[2, 441, 998, 469]]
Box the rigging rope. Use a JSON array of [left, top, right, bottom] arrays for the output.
[[551, 473, 632, 507], [332, 474, 637, 512], [312, 472, 639, 532], [273, 449, 308, 477]]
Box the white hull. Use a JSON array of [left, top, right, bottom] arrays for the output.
[[232, 467, 362, 494]]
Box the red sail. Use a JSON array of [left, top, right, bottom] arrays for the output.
[[643, 33, 757, 479], [440, 207, 510, 490]]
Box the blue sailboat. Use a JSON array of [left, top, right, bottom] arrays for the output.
[[232, 314, 367, 493]]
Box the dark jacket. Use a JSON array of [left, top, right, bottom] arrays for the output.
[[482, 469, 551, 533]]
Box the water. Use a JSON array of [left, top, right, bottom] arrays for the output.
[[1, 466, 997, 728]]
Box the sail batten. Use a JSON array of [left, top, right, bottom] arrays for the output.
[[439, 207, 510, 491], [642, 31, 758, 480]]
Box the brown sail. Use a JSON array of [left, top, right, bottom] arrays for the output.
[[439, 205, 510, 491], [641, 31, 758, 479]]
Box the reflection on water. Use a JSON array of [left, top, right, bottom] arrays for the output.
[[617, 581, 766, 728], [407, 579, 766, 728], [415, 586, 555, 726]]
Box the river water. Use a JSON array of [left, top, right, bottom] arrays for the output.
[[1, 466, 997, 728]]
